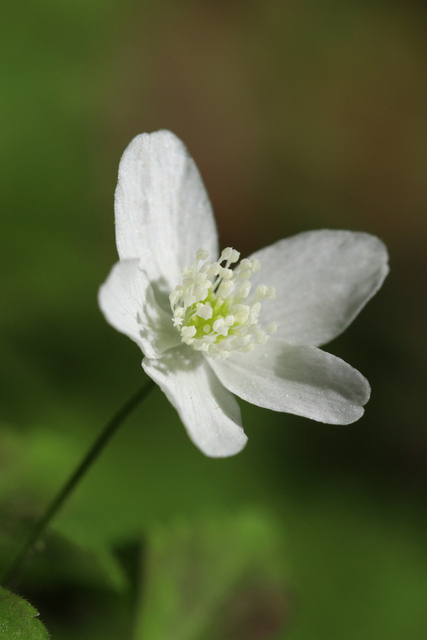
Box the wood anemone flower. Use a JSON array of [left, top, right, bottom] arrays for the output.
[[99, 130, 389, 457]]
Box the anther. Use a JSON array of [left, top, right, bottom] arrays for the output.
[[169, 247, 277, 360]]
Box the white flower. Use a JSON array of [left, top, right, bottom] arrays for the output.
[[98, 130, 389, 458]]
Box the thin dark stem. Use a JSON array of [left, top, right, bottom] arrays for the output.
[[3, 380, 156, 587]]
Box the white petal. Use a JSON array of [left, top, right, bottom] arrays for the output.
[[142, 347, 247, 457], [98, 259, 180, 358], [114, 130, 219, 303], [249, 230, 389, 346], [210, 338, 370, 425]]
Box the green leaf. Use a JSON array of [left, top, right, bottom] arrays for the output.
[[133, 510, 290, 640], [0, 587, 49, 639]]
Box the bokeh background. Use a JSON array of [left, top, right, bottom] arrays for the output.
[[1, 1, 427, 638]]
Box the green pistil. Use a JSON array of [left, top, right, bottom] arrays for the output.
[[186, 294, 235, 340]]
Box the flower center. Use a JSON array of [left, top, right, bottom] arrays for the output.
[[169, 248, 277, 360]]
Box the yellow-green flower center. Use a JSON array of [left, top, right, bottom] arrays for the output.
[[169, 248, 276, 360]]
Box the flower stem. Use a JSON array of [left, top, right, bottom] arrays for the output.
[[2, 380, 156, 587]]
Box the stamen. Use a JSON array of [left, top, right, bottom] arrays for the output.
[[169, 248, 276, 359]]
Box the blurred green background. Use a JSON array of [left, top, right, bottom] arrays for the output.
[[1, 1, 427, 638]]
